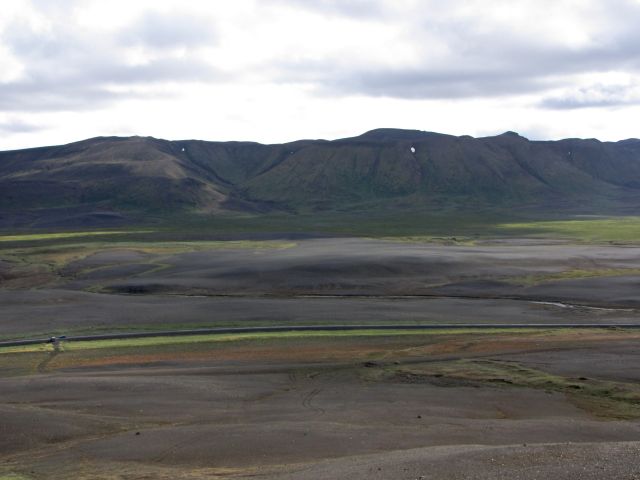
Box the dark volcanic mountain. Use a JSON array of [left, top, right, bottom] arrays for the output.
[[2, 128, 640, 226]]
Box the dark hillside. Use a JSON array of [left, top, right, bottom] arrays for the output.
[[2, 129, 640, 226]]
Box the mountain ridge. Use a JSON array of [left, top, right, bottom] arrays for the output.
[[2, 128, 640, 227]]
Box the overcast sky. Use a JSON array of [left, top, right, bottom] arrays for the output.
[[1, 0, 640, 150]]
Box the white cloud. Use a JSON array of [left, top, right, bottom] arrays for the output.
[[1, 0, 640, 150]]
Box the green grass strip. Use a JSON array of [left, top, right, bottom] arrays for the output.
[[498, 217, 640, 242], [0, 230, 154, 242], [0, 328, 552, 354]]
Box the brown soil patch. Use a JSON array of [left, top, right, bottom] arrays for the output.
[[51, 342, 400, 370], [42, 330, 640, 372]]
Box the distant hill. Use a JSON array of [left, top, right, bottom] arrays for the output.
[[2, 129, 640, 227]]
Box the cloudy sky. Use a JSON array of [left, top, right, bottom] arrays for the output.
[[1, 0, 640, 150]]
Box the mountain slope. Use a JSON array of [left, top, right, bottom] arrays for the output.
[[0, 136, 231, 213], [2, 129, 640, 224], [238, 129, 640, 210]]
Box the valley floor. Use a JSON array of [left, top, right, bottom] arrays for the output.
[[2, 329, 640, 479], [2, 232, 640, 479]]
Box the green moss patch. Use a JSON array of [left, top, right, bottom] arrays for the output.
[[506, 268, 640, 286], [397, 359, 640, 419], [499, 217, 640, 243]]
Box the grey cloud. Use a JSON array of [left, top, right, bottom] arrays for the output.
[[0, 82, 158, 112], [274, 55, 561, 100], [29, 0, 81, 16], [541, 97, 635, 109], [269, 0, 387, 18], [85, 57, 219, 85], [274, 0, 640, 102], [0, 11, 221, 112], [0, 118, 45, 134], [120, 11, 217, 49], [4, 0, 640, 114], [321, 66, 558, 100], [540, 84, 640, 110]]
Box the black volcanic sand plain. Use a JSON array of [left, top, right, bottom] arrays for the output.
[[66, 238, 640, 300], [2, 329, 640, 479], [3, 237, 640, 339], [2, 234, 640, 479]]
